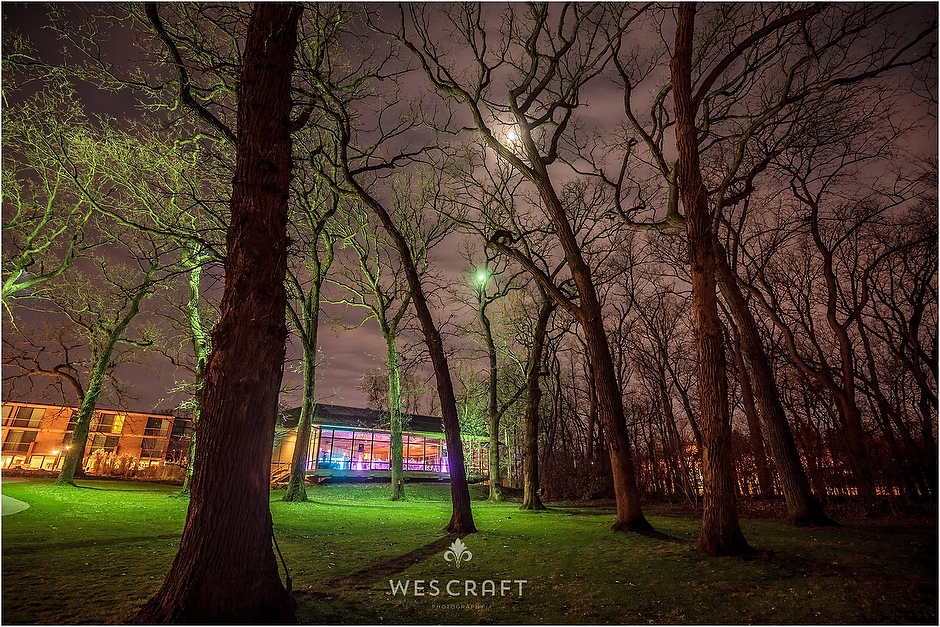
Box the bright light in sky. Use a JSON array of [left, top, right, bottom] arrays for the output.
[[476, 270, 489, 285], [505, 129, 518, 144]]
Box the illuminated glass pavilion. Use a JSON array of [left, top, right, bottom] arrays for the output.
[[271, 404, 488, 481]]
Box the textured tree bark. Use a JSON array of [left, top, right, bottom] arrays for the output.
[[583, 318, 651, 531], [525, 173, 650, 530], [179, 249, 210, 497], [715, 241, 834, 527], [134, 4, 300, 622], [672, 3, 750, 556], [729, 323, 774, 497], [521, 293, 554, 511]]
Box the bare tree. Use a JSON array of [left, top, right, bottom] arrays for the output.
[[329, 170, 451, 500], [388, 3, 653, 532], [1, 81, 101, 313], [282, 141, 340, 503], [298, 4, 477, 534]]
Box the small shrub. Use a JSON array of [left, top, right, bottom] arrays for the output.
[[86, 449, 109, 475], [111, 454, 138, 477]]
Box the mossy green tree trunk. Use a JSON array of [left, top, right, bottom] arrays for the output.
[[283, 272, 328, 503], [179, 249, 210, 497], [477, 284, 503, 502], [283, 135, 338, 503], [386, 333, 406, 500], [56, 268, 156, 486], [283, 298, 319, 502]]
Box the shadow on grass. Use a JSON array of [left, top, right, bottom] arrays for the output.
[[5, 534, 180, 552], [636, 528, 692, 544], [295, 535, 454, 594], [300, 499, 422, 510], [741, 547, 930, 584], [63, 482, 176, 493]]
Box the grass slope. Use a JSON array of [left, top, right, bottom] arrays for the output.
[[1, 479, 935, 624]]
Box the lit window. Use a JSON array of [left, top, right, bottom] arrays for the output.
[[10, 407, 44, 429]]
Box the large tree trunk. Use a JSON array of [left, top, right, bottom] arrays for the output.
[[715, 241, 834, 527], [56, 374, 102, 485], [583, 319, 651, 531], [134, 5, 300, 622], [523, 170, 650, 530], [672, 3, 749, 556], [522, 294, 554, 511]]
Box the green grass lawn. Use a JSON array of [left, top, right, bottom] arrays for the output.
[[2, 479, 936, 624]]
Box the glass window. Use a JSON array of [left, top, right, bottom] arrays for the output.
[[66, 411, 78, 431], [316, 429, 334, 468], [306, 428, 321, 471], [351, 432, 373, 470], [90, 434, 119, 453], [3, 430, 37, 452], [145, 417, 167, 436], [95, 413, 125, 434], [2, 405, 12, 422], [404, 435, 426, 470], [11, 407, 44, 428], [330, 431, 354, 470], [95, 413, 113, 432], [370, 432, 390, 469], [140, 438, 161, 457], [424, 438, 442, 471]]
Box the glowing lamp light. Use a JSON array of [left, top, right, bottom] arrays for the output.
[[505, 129, 518, 144], [51, 450, 59, 455], [475, 270, 489, 285]]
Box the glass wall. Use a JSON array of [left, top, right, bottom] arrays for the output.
[[314, 427, 457, 473]]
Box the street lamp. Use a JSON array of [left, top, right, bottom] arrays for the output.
[[475, 269, 489, 286]]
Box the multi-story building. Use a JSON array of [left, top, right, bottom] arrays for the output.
[[1, 401, 175, 471], [1, 400, 488, 482]]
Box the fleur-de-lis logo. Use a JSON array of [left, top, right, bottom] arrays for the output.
[[444, 537, 473, 568]]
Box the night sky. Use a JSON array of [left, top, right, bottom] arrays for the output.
[[1, 3, 429, 413], [2, 3, 936, 416]]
